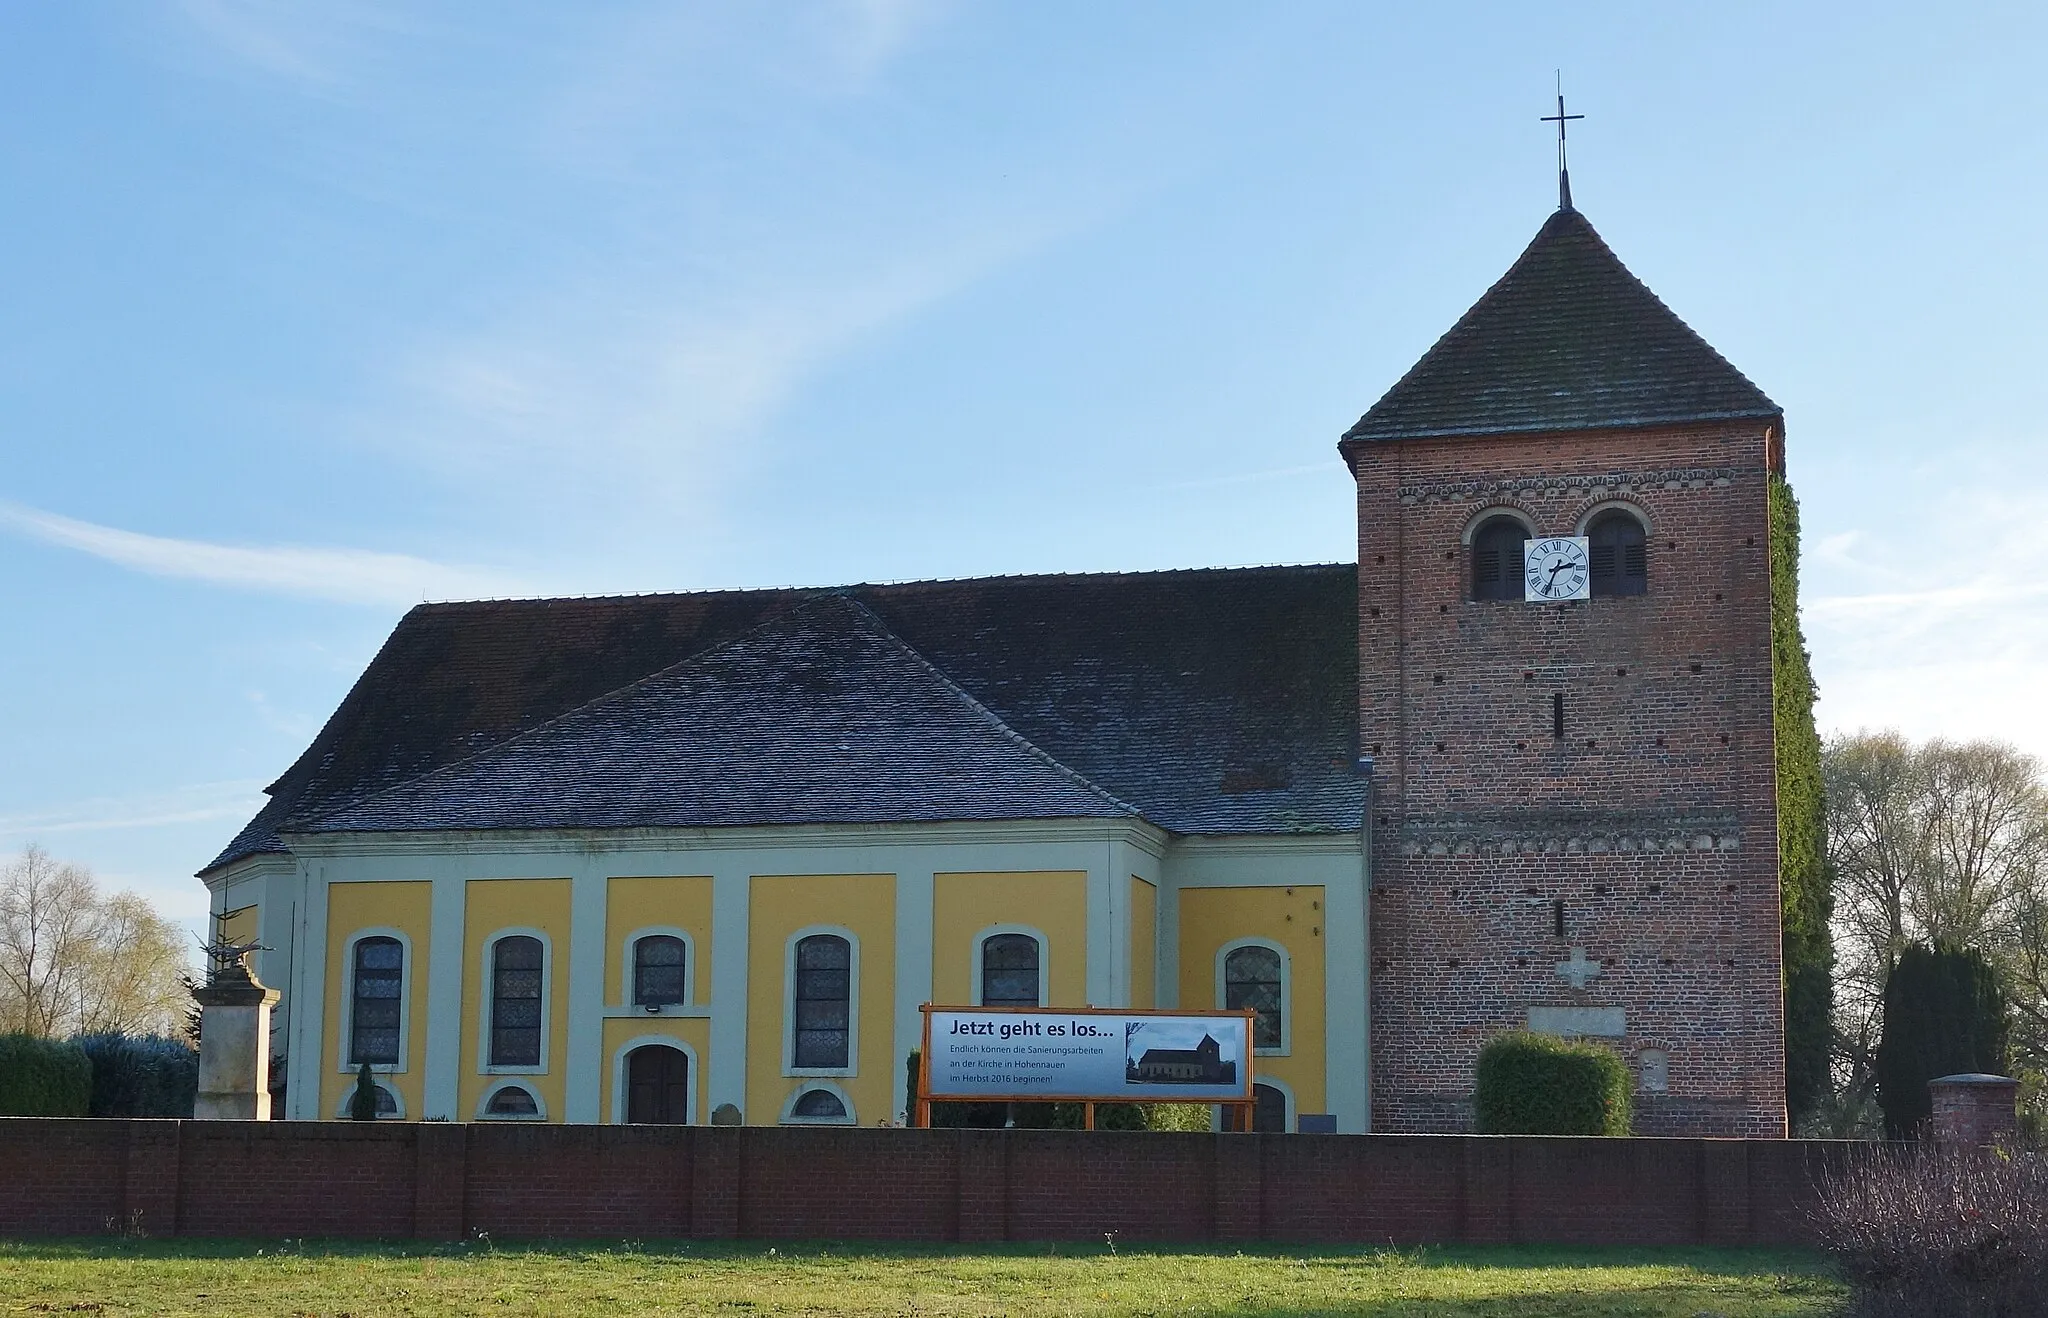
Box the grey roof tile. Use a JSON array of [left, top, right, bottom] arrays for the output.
[[1342, 208, 1779, 446]]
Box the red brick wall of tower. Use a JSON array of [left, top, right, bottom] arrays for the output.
[[1351, 419, 1788, 1137]]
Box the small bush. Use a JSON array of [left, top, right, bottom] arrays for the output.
[[1144, 1102, 1215, 1132], [75, 1033, 199, 1118], [0, 1033, 92, 1116], [1815, 1142, 2048, 1316], [1473, 1031, 1631, 1135]]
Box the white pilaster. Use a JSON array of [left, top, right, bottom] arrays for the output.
[[1086, 844, 1114, 1006], [892, 867, 935, 1120], [287, 862, 328, 1120], [1324, 842, 1370, 1132], [564, 867, 607, 1122], [422, 875, 467, 1120], [708, 868, 751, 1117]]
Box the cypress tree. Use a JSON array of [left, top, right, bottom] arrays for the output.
[[1770, 475, 1833, 1129], [348, 1061, 381, 1121], [1876, 942, 2009, 1139]]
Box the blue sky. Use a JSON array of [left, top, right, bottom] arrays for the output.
[[4, 2, 2045, 936]]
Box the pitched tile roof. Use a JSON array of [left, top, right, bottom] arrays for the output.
[[205, 564, 1361, 870], [1341, 208, 1780, 447], [306, 595, 1138, 834]]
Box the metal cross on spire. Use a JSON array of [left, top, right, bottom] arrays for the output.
[[1539, 74, 1584, 211]]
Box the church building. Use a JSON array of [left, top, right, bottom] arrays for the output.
[[202, 188, 1792, 1136]]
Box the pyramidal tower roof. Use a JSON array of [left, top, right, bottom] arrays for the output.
[[1342, 207, 1779, 447]]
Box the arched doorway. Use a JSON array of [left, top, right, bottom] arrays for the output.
[[1252, 1082, 1288, 1133], [625, 1044, 690, 1124]]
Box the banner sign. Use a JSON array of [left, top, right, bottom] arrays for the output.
[[921, 1006, 1254, 1103]]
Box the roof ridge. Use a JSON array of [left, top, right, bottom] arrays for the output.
[[828, 592, 1144, 819], [403, 562, 1357, 612]]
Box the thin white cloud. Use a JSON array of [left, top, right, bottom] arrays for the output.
[[0, 501, 547, 607], [0, 781, 269, 842], [172, 0, 412, 87], [1807, 483, 2048, 759]]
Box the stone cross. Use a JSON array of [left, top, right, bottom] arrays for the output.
[[1555, 946, 1603, 991]]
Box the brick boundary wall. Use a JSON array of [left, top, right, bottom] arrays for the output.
[[0, 1119, 1855, 1246]]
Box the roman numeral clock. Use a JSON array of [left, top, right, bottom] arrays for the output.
[[1523, 537, 1591, 601]]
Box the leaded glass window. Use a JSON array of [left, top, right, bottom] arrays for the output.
[[633, 935, 687, 1007], [1225, 944, 1284, 1050], [790, 1088, 847, 1120], [489, 935, 544, 1067], [979, 933, 1041, 1007], [792, 934, 851, 1069], [349, 936, 403, 1066], [485, 1085, 539, 1117]]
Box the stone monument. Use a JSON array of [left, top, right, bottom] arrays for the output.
[[193, 940, 281, 1120]]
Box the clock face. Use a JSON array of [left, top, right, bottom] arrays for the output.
[[1524, 537, 1591, 601]]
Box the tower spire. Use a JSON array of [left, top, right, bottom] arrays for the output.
[[1539, 74, 1584, 211]]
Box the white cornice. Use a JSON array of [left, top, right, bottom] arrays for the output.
[[1171, 832, 1363, 858], [197, 852, 297, 893], [279, 817, 1176, 860]]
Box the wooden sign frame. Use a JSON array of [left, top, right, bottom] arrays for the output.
[[914, 1003, 1258, 1131]]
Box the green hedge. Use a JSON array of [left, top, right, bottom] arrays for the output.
[[1474, 1032, 1631, 1135], [0, 1033, 93, 1117], [75, 1033, 199, 1118], [1770, 474, 1834, 1130]]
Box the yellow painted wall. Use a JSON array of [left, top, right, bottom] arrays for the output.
[[932, 871, 1087, 1007], [459, 878, 573, 1122], [605, 876, 713, 1006], [746, 874, 894, 1126], [322, 881, 431, 1121], [218, 904, 259, 948], [600, 1017, 712, 1123], [1129, 877, 1157, 1009], [1177, 885, 1326, 1117]]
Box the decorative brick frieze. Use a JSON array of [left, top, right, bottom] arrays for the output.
[[1395, 465, 1766, 506]]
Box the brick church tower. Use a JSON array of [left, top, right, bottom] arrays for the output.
[[1342, 197, 1790, 1136]]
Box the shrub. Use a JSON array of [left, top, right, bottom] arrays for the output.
[[1878, 942, 2009, 1139], [1144, 1102, 1215, 1132], [74, 1033, 199, 1118], [1815, 1142, 2048, 1316], [1473, 1031, 1631, 1135], [0, 1033, 92, 1116]]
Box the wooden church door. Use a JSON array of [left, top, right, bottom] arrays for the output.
[[626, 1044, 690, 1124]]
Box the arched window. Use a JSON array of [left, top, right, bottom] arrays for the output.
[[483, 1084, 540, 1119], [1587, 509, 1648, 597], [979, 932, 1042, 1007], [633, 935, 687, 1008], [791, 934, 852, 1070], [1223, 943, 1285, 1051], [1253, 1082, 1288, 1133], [349, 936, 403, 1067], [1471, 515, 1530, 601], [489, 935, 545, 1067], [790, 1088, 848, 1120]]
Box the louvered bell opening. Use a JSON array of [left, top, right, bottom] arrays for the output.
[[1588, 512, 1648, 598], [1470, 517, 1527, 601]]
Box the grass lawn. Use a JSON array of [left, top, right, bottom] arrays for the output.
[[0, 1239, 1844, 1316]]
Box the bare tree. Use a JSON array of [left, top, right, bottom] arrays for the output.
[[1824, 733, 2048, 1133], [0, 844, 192, 1038]]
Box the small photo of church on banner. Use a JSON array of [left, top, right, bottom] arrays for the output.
[[1125, 1020, 1239, 1086]]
